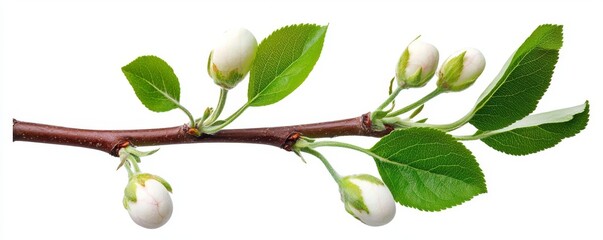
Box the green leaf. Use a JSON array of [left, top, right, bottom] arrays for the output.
[[122, 55, 181, 112], [248, 24, 328, 106], [480, 101, 589, 155], [371, 128, 486, 211], [470, 24, 563, 130]]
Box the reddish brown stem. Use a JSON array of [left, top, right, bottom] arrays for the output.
[[12, 113, 392, 157]]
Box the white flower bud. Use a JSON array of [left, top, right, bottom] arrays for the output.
[[123, 173, 173, 229], [396, 40, 439, 88], [207, 28, 258, 89], [339, 174, 396, 226], [437, 48, 485, 91]]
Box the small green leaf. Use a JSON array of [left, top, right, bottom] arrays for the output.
[[480, 101, 589, 155], [470, 24, 563, 130], [248, 24, 328, 106], [409, 105, 424, 119], [122, 55, 181, 112], [371, 128, 486, 211]]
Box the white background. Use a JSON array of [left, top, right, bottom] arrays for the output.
[[1, 0, 602, 239]]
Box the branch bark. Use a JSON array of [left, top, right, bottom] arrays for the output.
[[13, 113, 392, 157]]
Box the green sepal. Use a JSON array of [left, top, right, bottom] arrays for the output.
[[437, 51, 466, 90], [123, 196, 130, 209], [151, 174, 173, 193], [206, 51, 213, 76], [123, 177, 139, 208], [406, 68, 424, 87], [123, 173, 173, 209], [211, 67, 245, 90], [395, 47, 410, 86], [340, 177, 370, 214], [348, 174, 385, 186], [134, 173, 173, 193]]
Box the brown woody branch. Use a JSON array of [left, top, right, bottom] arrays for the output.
[[12, 113, 392, 157]]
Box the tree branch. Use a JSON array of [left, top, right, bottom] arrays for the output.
[[12, 113, 393, 157]]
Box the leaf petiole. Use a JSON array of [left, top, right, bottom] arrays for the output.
[[203, 88, 229, 126], [454, 134, 483, 141], [307, 140, 389, 165], [175, 102, 196, 128], [372, 77, 402, 119]]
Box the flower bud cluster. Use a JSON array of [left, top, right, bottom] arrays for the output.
[[396, 39, 486, 91]]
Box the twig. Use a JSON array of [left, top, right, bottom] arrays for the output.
[[12, 113, 392, 157]]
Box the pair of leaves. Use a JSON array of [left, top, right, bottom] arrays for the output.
[[467, 24, 588, 155], [122, 24, 328, 114]]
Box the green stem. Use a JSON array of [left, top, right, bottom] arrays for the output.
[[124, 161, 134, 178], [301, 148, 341, 184], [203, 101, 251, 134], [128, 156, 141, 173], [372, 80, 403, 118], [387, 88, 443, 117], [204, 88, 229, 125]]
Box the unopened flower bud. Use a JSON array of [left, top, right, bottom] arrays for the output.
[[207, 28, 258, 89], [396, 40, 439, 88], [437, 48, 485, 91], [339, 174, 396, 226], [123, 173, 173, 229]]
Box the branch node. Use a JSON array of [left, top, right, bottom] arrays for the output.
[[282, 132, 301, 151], [362, 112, 373, 133], [110, 141, 130, 157]]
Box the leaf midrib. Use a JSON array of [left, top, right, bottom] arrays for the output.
[[475, 31, 559, 112], [373, 137, 480, 187], [126, 64, 179, 106], [249, 29, 314, 104]]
